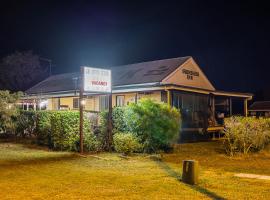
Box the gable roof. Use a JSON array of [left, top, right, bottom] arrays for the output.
[[26, 56, 191, 94], [249, 101, 270, 111], [162, 57, 215, 91]]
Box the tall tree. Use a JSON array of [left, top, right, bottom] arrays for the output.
[[0, 51, 49, 91]]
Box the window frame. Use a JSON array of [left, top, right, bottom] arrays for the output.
[[99, 95, 109, 111], [116, 95, 125, 107], [73, 98, 79, 109]]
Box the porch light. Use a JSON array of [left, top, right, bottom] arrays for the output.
[[81, 99, 86, 105], [39, 100, 48, 108]]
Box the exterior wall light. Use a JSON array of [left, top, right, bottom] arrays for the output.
[[39, 100, 48, 108], [81, 99, 86, 105]]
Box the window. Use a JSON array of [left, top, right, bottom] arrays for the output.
[[116, 96, 125, 107], [73, 98, 79, 109], [52, 98, 60, 110], [172, 91, 209, 128], [172, 93, 182, 109], [99, 95, 109, 111], [161, 91, 168, 103]]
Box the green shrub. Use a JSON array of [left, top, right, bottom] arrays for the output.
[[36, 111, 53, 146], [100, 99, 181, 153], [48, 111, 102, 152], [113, 132, 142, 155], [224, 116, 270, 156], [98, 110, 109, 149], [84, 132, 102, 152], [99, 107, 129, 150], [112, 106, 129, 133], [0, 90, 22, 134], [50, 111, 84, 151], [16, 110, 37, 138], [126, 98, 181, 153], [6, 109, 102, 152]]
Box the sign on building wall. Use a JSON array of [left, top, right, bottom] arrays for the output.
[[182, 69, 200, 80], [83, 67, 111, 93]]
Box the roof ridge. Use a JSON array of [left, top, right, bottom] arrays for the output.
[[49, 72, 79, 77]]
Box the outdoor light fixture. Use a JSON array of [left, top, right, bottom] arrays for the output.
[[81, 99, 86, 105], [39, 100, 48, 108]]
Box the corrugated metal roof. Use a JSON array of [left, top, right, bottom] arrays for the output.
[[25, 56, 190, 94], [249, 101, 270, 111]]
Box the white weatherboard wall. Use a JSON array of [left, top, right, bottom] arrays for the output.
[[162, 58, 215, 91]]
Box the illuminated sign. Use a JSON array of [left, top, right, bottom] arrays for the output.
[[83, 67, 111, 93], [182, 69, 199, 80]]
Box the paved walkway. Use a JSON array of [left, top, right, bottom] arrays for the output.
[[234, 173, 270, 180]]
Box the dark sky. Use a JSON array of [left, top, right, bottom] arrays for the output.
[[1, 0, 269, 96]]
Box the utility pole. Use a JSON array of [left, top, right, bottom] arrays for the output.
[[79, 67, 84, 154]]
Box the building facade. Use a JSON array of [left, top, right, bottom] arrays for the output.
[[249, 101, 270, 117], [21, 57, 252, 141]]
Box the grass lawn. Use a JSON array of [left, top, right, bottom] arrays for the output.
[[0, 141, 270, 199]]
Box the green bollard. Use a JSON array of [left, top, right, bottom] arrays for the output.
[[182, 160, 199, 185]]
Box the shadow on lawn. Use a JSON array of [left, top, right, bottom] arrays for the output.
[[155, 160, 226, 200], [0, 154, 79, 168]]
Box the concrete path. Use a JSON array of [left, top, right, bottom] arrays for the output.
[[234, 173, 270, 180]]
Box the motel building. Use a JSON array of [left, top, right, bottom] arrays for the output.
[[248, 101, 270, 117], [21, 56, 253, 141]]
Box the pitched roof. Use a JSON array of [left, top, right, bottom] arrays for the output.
[[111, 56, 190, 86], [25, 56, 191, 94], [26, 72, 80, 94], [249, 101, 270, 111]]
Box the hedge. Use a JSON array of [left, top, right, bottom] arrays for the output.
[[16, 110, 101, 152]]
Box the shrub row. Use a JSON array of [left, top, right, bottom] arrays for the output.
[[16, 110, 101, 152], [223, 116, 270, 155], [15, 99, 181, 154]]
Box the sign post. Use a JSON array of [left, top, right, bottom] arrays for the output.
[[79, 67, 84, 154], [80, 66, 112, 154], [107, 93, 113, 151]]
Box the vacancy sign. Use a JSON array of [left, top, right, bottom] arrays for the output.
[[83, 67, 111, 93]]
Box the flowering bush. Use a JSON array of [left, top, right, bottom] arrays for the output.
[[223, 116, 270, 155]]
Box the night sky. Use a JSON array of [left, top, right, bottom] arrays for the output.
[[1, 0, 269, 99]]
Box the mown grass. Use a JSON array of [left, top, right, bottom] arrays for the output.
[[0, 141, 269, 199]]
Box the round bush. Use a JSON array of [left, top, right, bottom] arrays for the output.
[[126, 98, 181, 153], [113, 132, 142, 155]]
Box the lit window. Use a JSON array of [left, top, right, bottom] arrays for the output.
[[52, 98, 60, 110], [116, 96, 125, 107], [99, 95, 109, 111]]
